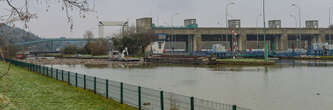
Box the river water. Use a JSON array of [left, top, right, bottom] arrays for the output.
[[51, 60, 333, 110]]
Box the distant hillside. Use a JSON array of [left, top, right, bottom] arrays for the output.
[[0, 23, 40, 44]]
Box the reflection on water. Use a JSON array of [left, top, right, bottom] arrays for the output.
[[51, 59, 333, 110]]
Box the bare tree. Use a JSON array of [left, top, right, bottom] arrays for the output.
[[0, 0, 93, 29], [0, 0, 93, 79]]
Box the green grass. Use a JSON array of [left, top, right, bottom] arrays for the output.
[[0, 63, 135, 110], [320, 56, 333, 59]]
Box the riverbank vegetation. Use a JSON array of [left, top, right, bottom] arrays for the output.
[[111, 27, 154, 56], [216, 58, 275, 65], [0, 63, 135, 110]]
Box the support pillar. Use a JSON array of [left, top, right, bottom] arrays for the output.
[[274, 36, 280, 50], [281, 33, 288, 50], [319, 33, 326, 44], [238, 33, 246, 51], [193, 34, 202, 52], [187, 35, 194, 55]]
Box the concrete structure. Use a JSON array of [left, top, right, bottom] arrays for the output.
[[228, 19, 241, 28], [184, 19, 198, 28], [269, 20, 281, 28], [98, 21, 128, 38], [305, 20, 319, 28], [137, 17, 333, 53], [136, 18, 153, 32], [15, 38, 99, 52]]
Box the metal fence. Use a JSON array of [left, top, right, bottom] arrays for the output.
[[4, 58, 252, 110]]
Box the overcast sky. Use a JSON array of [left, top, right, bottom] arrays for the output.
[[1, 0, 333, 38]]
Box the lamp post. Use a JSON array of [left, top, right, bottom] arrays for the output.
[[256, 14, 262, 48], [225, 2, 235, 28], [291, 3, 302, 49], [290, 14, 298, 48], [225, 2, 235, 51], [263, 0, 268, 63], [329, 7, 333, 45], [171, 13, 179, 55]]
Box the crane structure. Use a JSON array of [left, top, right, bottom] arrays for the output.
[[98, 21, 129, 38]]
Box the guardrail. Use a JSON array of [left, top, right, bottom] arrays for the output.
[[3, 58, 252, 110]]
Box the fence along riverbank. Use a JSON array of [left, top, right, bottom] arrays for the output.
[[4, 58, 252, 110]]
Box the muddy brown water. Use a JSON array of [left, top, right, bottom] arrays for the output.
[[50, 60, 333, 110]]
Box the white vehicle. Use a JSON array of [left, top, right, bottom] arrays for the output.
[[151, 41, 166, 54], [211, 44, 227, 53]]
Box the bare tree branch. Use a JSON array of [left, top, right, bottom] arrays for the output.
[[1, 0, 92, 29]]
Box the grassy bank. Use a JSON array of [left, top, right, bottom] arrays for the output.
[[319, 56, 333, 59], [0, 63, 135, 110], [216, 58, 275, 65]]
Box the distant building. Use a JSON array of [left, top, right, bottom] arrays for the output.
[[184, 19, 198, 28], [305, 20, 319, 28], [269, 20, 281, 28], [136, 18, 153, 32], [228, 19, 241, 28]]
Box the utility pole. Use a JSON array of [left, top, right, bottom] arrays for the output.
[[226, 2, 235, 52], [263, 0, 268, 63], [171, 13, 179, 56], [328, 7, 333, 45], [256, 14, 262, 49], [291, 4, 302, 49]]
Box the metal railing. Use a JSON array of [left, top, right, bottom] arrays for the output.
[[4, 58, 252, 110]]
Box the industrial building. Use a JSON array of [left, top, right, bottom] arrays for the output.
[[136, 17, 333, 55]]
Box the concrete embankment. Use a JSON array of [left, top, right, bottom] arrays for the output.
[[145, 55, 276, 65], [216, 58, 276, 65], [144, 55, 215, 65]]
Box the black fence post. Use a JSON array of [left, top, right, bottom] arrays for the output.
[[68, 72, 70, 85], [51, 67, 53, 78], [232, 105, 237, 110], [160, 91, 164, 110], [106, 79, 109, 98], [75, 73, 78, 87], [191, 97, 194, 110], [94, 77, 96, 94], [56, 69, 58, 80], [120, 82, 123, 104], [47, 67, 49, 76], [32, 64, 34, 72], [61, 70, 64, 81], [138, 86, 141, 110], [84, 75, 86, 90]]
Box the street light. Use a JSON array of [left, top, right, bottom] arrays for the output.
[[329, 7, 333, 45], [171, 13, 180, 55], [225, 2, 235, 28], [263, 0, 268, 63], [225, 2, 235, 54], [291, 3, 302, 49], [290, 14, 299, 48], [256, 14, 262, 48]]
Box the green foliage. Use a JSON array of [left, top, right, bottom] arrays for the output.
[[112, 31, 154, 56], [0, 43, 18, 58], [61, 38, 109, 56], [89, 38, 110, 56], [0, 23, 40, 44], [61, 45, 78, 55]]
